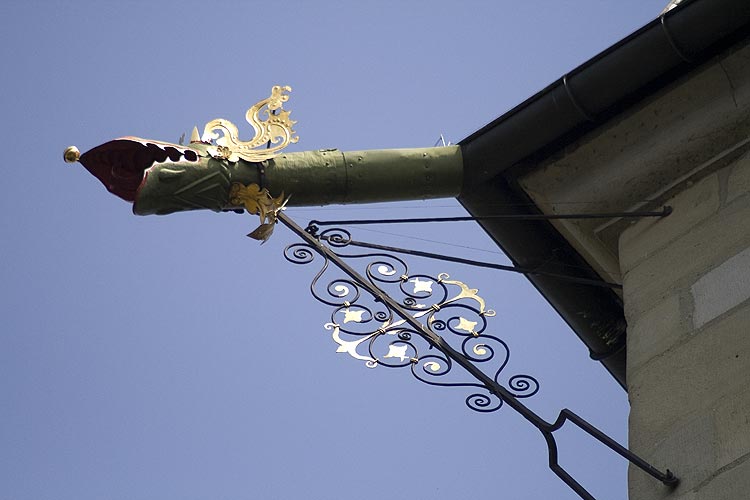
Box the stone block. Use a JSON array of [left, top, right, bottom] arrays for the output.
[[628, 412, 716, 500], [693, 454, 750, 500], [621, 173, 720, 272], [719, 43, 750, 111], [714, 385, 750, 469], [629, 378, 750, 500], [726, 150, 750, 204], [621, 197, 750, 318], [626, 294, 684, 374], [628, 303, 750, 444], [691, 246, 750, 328]]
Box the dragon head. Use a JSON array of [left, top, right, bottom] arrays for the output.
[[64, 86, 298, 216], [65, 136, 237, 215]]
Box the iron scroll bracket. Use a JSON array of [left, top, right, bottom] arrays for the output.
[[278, 212, 678, 500]]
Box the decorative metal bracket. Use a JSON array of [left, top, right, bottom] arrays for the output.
[[277, 212, 678, 500]]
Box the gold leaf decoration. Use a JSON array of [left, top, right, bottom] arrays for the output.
[[342, 308, 366, 324], [424, 361, 442, 372], [472, 344, 488, 356], [203, 85, 299, 163], [384, 344, 410, 362], [455, 317, 478, 333], [229, 182, 288, 243], [409, 277, 434, 294]]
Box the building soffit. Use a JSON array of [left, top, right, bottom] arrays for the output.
[[458, 0, 750, 389]]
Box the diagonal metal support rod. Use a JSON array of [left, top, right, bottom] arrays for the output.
[[307, 206, 672, 228], [314, 233, 622, 289], [279, 212, 678, 500]]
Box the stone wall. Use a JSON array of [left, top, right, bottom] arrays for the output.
[[621, 151, 750, 499]]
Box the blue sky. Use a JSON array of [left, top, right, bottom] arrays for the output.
[[1, 1, 668, 499]]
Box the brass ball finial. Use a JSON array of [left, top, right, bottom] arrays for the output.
[[64, 146, 81, 163]]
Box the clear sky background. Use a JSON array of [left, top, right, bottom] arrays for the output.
[[1, 1, 669, 499]]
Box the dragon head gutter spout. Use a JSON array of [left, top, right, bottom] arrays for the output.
[[64, 86, 463, 239]]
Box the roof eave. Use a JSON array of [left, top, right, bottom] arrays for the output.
[[458, 0, 750, 389]]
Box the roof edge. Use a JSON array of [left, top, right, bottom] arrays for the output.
[[460, 0, 750, 184], [458, 0, 750, 388]]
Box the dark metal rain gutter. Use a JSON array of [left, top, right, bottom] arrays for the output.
[[458, 0, 750, 389]]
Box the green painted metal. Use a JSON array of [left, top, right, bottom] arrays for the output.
[[136, 145, 462, 215], [74, 138, 463, 215], [263, 147, 463, 206]]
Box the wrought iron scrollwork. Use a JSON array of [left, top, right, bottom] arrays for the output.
[[278, 213, 678, 500], [284, 227, 538, 413]]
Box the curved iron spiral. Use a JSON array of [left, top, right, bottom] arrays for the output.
[[283, 229, 539, 413]]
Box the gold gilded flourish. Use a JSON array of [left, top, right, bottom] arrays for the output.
[[321, 272, 498, 368], [230, 183, 288, 243], [326, 323, 378, 368], [455, 317, 478, 333], [437, 273, 496, 317], [383, 344, 410, 362], [203, 85, 299, 163]]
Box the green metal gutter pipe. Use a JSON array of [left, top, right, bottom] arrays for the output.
[[64, 138, 463, 215]]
